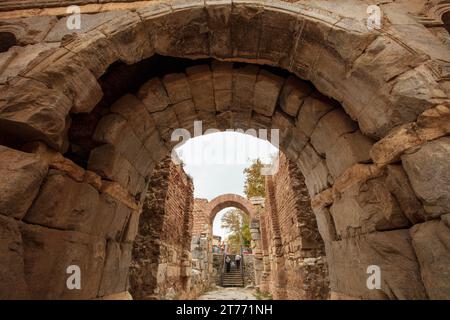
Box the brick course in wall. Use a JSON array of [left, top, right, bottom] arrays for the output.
[[261, 153, 330, 299], [129, 157, 194, 300], [192, 199, 209, 237]]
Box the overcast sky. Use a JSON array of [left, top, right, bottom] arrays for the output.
[[175, 131, 278, 239]]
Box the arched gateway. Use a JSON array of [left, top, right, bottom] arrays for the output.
[[208, 194, 256, 223], [0, 0, 449, 300]]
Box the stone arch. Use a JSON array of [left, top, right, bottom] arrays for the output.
[[207, 194, 256, 225], [0, 0, 447, 150], [0, 0, 449, 300]]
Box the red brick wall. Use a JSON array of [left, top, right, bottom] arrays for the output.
[[262, 153, 330, 299], [129, 157, 194, 299], [192, 199, 209, 237]]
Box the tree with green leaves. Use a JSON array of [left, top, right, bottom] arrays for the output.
[[243, 159, 266, 198], [221, 208, 252, 254]]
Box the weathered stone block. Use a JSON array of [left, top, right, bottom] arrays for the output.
[[64, 30, 118, 78], [140, 3, 208, 59], [123, 210, 141, 243], [257, 6, 299, 67], [137, 77, 170, 113], [150, 106, 179, 140], [0, 146, 47, 219], [143, 129, 169, 164], [326, 130, 374, 179], [20, 223, 106, 299], [172, 99, 197, 129], [110, 94, 155, 142], [98, 241, 132, 297], [402, 137, 450, 217], [87, 144, 131, 184], [253, 70, 284, 116], [384, 165, 426, 224], [1, 16, 57, 45], [45, 11, 123, 43], [127, 168, 146, 197], [0, 216, 29, 299], [330, 176, 410, 238], [133, 146, 155, 177], [389, 65, 446, 129], [230, 3, 262, 59], [296, 143, 322, 173], [205, 0, 232, 58], [411, 217, 450, 300], [310, 108, 358, 156], [297, 93, 336, 137], [271, 110, 294, 149], [22, 48, 103, 114], [97, 193, 133, 242], [303, 159, 331, 196], [23, 170, 131, 241], [113, 126, 143, 166], [93, 113, 128, 146], [291, 16, 333, 80], [370, 104, 450, 165], [186, 65, 215, 112], [312, 207, 337, 243], [232, 65, 259, 112], [96, 11, 154, 65], [280, 76, 313, 117], [24, 171, 100, 234], [162, 73, 192, 105], [0, 43, 57, 84], [212, 61, 233, 112], [326, 230, 427, 299], [283, 125, 309, 162], [214, 89, 232, 113], [0, 78, 72, 149]]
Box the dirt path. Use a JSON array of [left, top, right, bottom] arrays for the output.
[[197, 287, 258, 300]]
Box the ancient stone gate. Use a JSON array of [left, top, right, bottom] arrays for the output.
[[0, 0, 449, 300]]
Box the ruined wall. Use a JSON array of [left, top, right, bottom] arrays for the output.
[[261, 153, 329, 300], [192, 199, 209, 237], [243, 254, 255, 286], [190, 199, 214, 293], [129, 157, 194, 300], [0, 143, 140, 300], [212, 254, 224, 286], [190, 234, 212, 296]]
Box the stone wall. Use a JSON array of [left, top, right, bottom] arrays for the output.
[[190, 234, 213, 296], [192, 199, 209, 237], [243, 254, 255, 286], [129, 157, 194, 300], [0, 143, 141, 300], [212, 254, 224, 286], [261, 153, 330, 300]]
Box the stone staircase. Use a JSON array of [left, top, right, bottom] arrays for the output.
[[222, 268, 244, 287]]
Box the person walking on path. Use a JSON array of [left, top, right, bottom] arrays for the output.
[[235, 254, 241, 269], [225, 255, 231, 273]]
